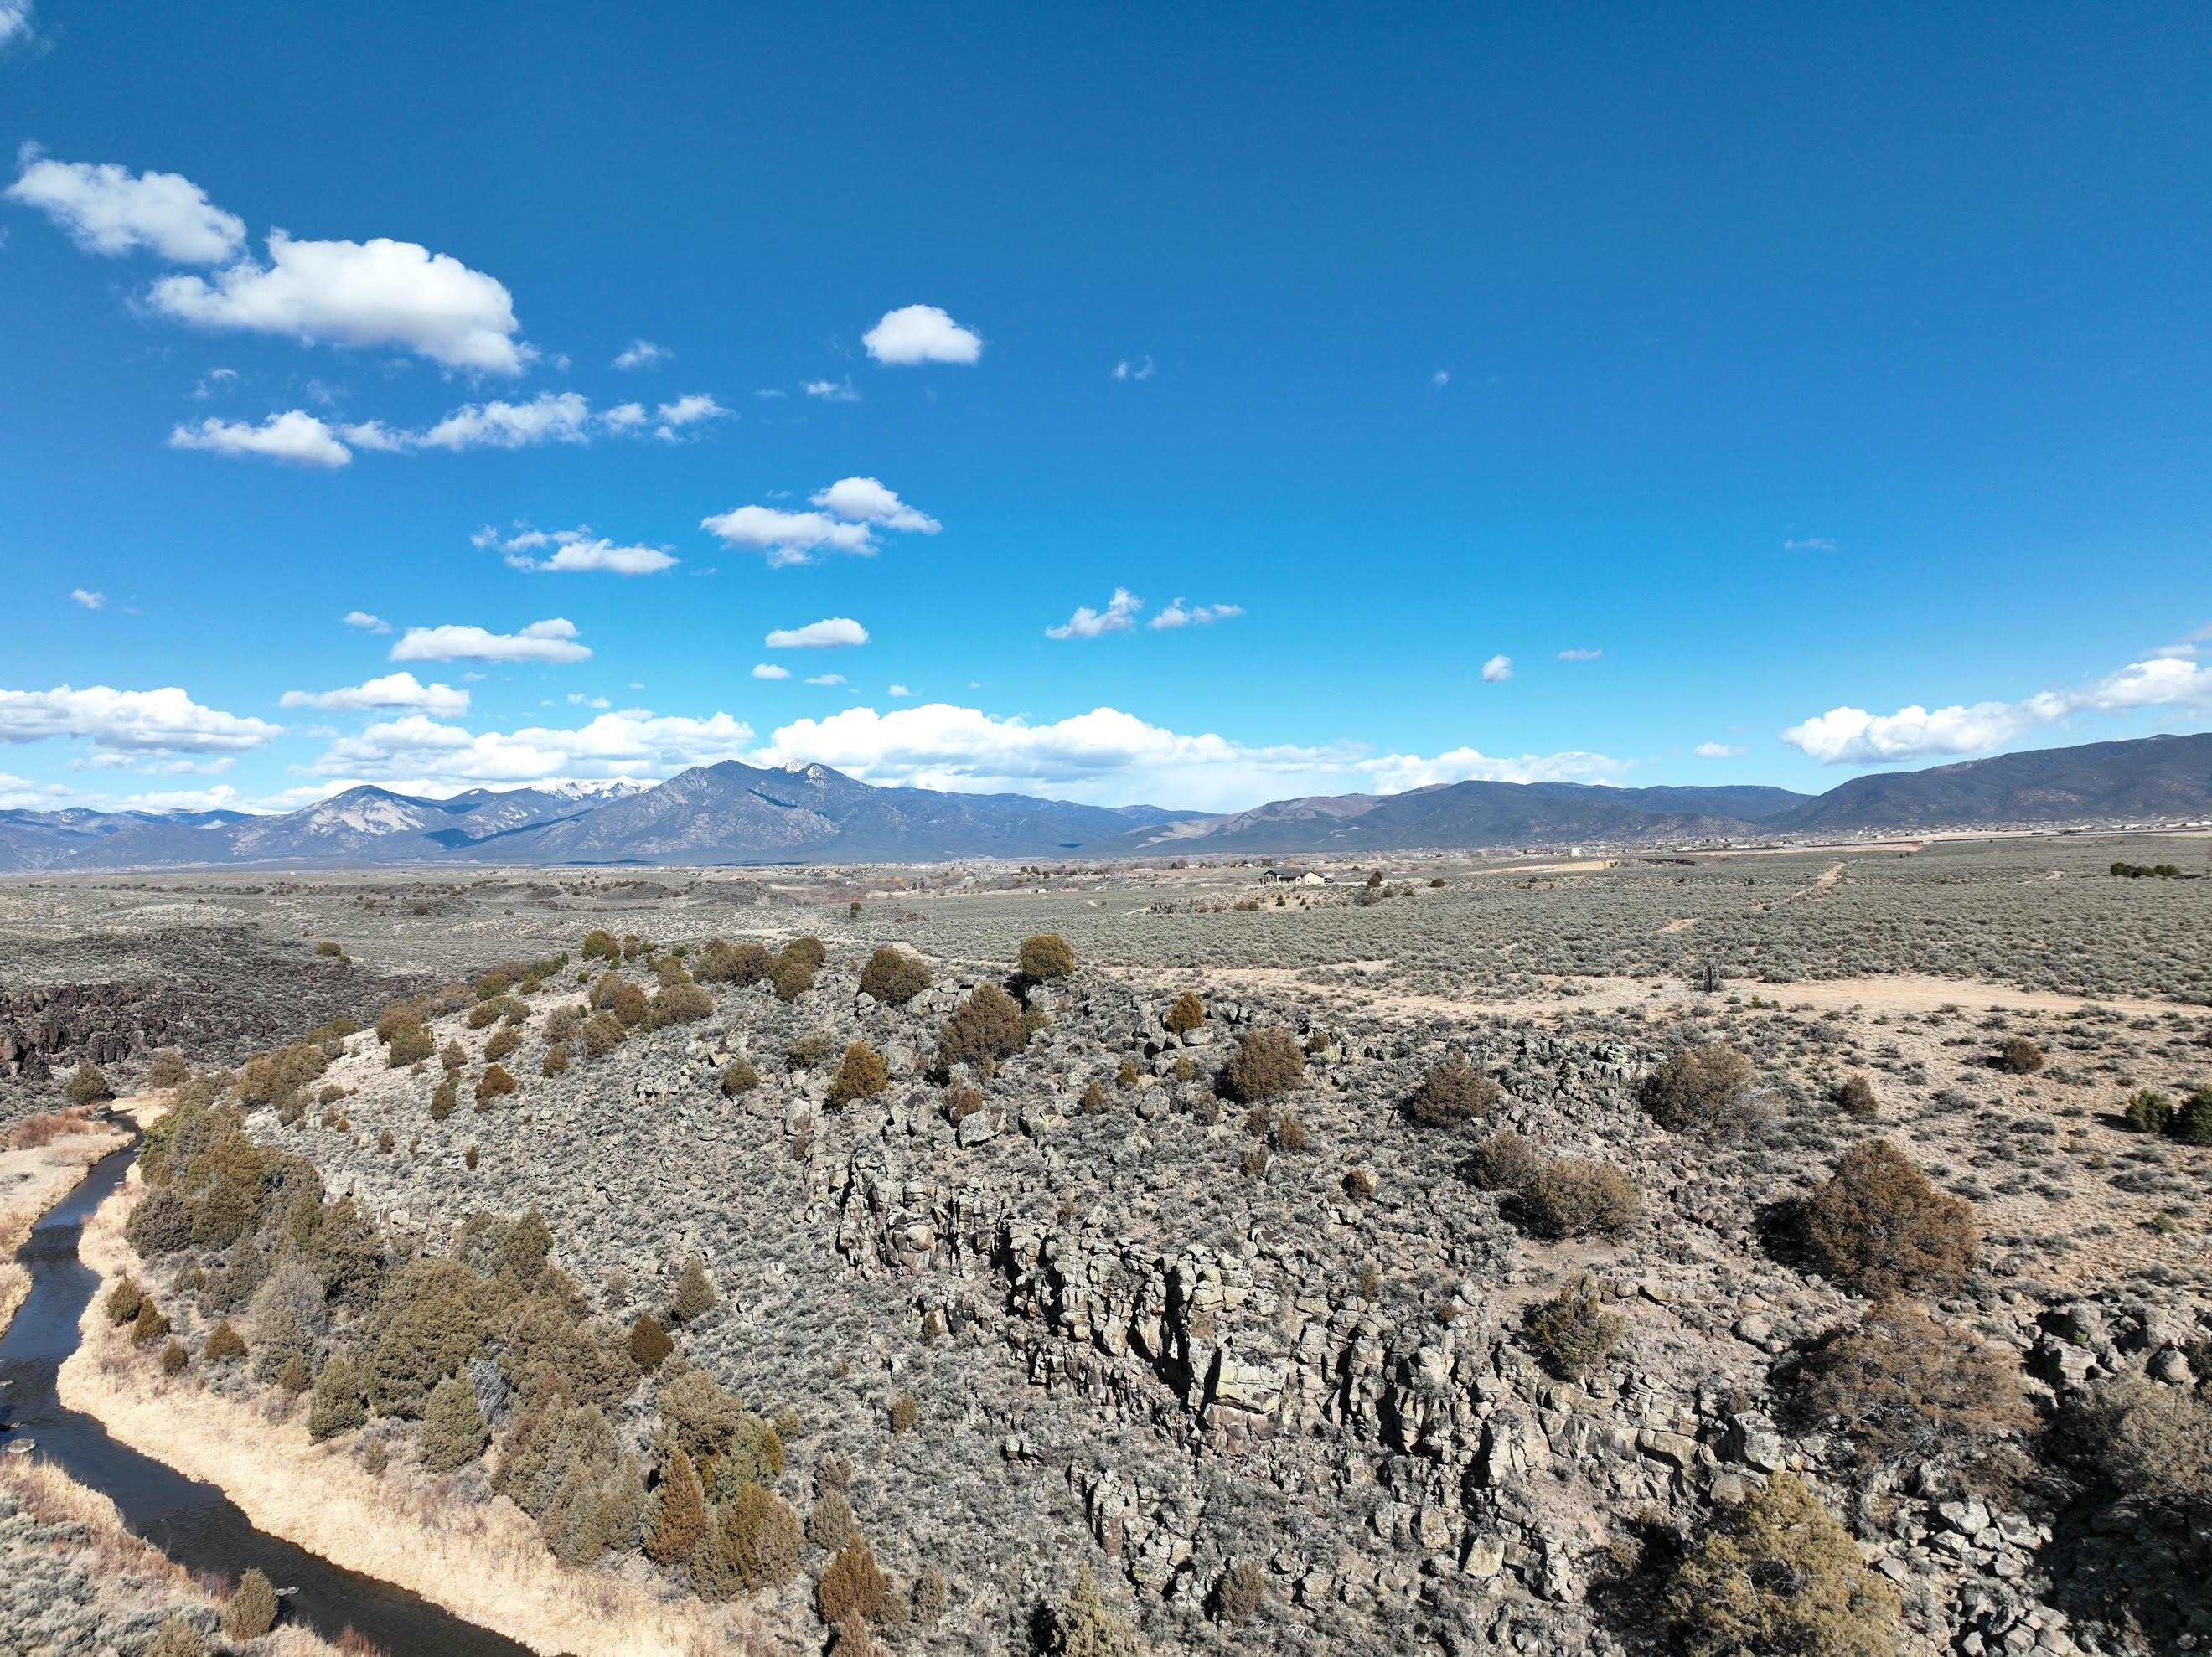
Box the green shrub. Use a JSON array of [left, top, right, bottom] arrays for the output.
[[889, 1391, 919, 1433], [204, 1319, 247, 1361], [1404, 1056, 1497, 1128], [440, 1040, 468, 1074], [308, 1349, 367, 1441], [485, 1025, 520, 1062], [222, 1568, 280, 1639], [2168, 1084, 2212, 1146], [1801, 1139, 1977, 1296], [784, 935, 828, 970], [63, 1061, 112, 1107], [386, 1022, 434, 1067], [542, 1043, 571, 1077], [2075, 1376, 2212, 1510], [430, 1075, 459, 1119], [1512, 1159, 1642, 1240], [1523, 1277, 1626, 1378], [939, 983, 1027, 1072], [808, 1489, 855, 1550], [1217, 1027, 1305, 1103], [581, 928, 618, 960], [1213, 1557, 1265, 1624], [721, 1058, 759, 1097], [828, 1043, 891, 1107], [695, 940, 773, 985], [1662, 1472, 1899, 1656], [1640, 1042, 1753, 1135], [628, 1313, 674, 1369], [609, 983, 649, 1027], [770, 949, 818, 1002], [578, 1013, 626, 1058], [672, 1255, 718, 1324], [1018, 933, 1077, 982], [145, 1615, 210, 1657], [725, 1481, 803, 1591], [819, 1536, 892, 1625], [1164, 992, 1206, 1035], [421, 1371, 490, 1471], [646, 981, 714, 1028], [860, 946, 933, 1005]]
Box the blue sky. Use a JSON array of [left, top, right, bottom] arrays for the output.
[[3, 1, 2208, 814]]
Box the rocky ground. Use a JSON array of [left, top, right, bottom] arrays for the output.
[[8, 837, 2212, 1654]]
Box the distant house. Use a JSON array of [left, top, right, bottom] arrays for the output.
[[1262, 867, 1325, 886]]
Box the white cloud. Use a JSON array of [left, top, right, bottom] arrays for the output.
[[802, 379, 860, 402], [612, 338, 669, 370], [1558, 648, 1604, 663], [189, 366, 239, 400], [1694, 741, 1746, 759], [565, 693, 612, 710], [700, 506, 874, 568], [805, 674, 847, 688], [1784, 537, 1837, 552], [311, 709, 755, 787], [1112, 356, 1155, 381], [149, 230, 530, 374], [765, 617, 869, 650], [862, 303, 983, 365], [0, 4, 33, 49], [1149, 597, 1243, 631], [751, 664, 790, 681], [477, 525, 676, 576], [343, 611, 391, 633], [70, 588, 105, 611], [168, 409, 350, 467], [752, 701, 1624, 812], [808, 476, 940, 533], [1481, 653, 1512, 683], [1430, 369, 1450, 389], [418, 391, 589, 450], [887, 684, 912, 699], [8, 151, 246, 263], [1782, 653, 2212, 765], [279, 671, 470, 716], [390, 618, 590, 664], [654, 393, 729, 440], [0, 684, 280, 753], [1047, 588, 1143, 640]]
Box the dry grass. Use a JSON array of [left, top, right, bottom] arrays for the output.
[[0, 1112, 129, 1339], [59, 1174, 750, 1657]]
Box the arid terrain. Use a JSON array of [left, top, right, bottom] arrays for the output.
[[3, 833, 2210, 1654]]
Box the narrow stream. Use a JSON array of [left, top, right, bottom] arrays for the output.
[[0, 1136, 533, 1656]]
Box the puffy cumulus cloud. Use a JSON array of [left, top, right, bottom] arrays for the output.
[[8, 150, 245, 263], [169, 409, 350, 467], [764, 617, 868, 650], [148, 230, 530, 374], [473, 524, 677, 576], [1150, 597, 1243, 631], [654, 393, 728, 440], [862, 302, 983, 365], [311, 709, 754, 787], [343, 610, 391, 633], [1784, 653, 2212, 765], [751, 663, 790, 681], [279, 671, 470, 716], [1047, 588, 1143, 640], [1481, 653, 1512, 683], [1694, 741, 1747, 759], [0, 684, 280, 753], [70, 588, 105, 610], [750, 702, 1624, 812], [809, 476, 939, 533], [0, 770, 72, 809], [702, 476, 938, 567], [389, 618, 590, 664], [612, 338, 669, 370]]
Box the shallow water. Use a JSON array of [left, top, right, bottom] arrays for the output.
[[0, 1137, 531, 1655]]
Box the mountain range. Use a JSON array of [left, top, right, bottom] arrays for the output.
[[1, 733, 2205, 873]]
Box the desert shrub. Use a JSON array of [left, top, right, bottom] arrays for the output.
[[1404, 1056, 1498, 1128], [1640, 1042, 1753, 1135], [819, 1536, 892, 1625], [1213, 1556, 1266, 1623], [465, 999, 503, 1030], [1343, 1166, 1377, 1200], [1788, 1298, 2031, 1480], [1018, 932, 1077, 982], [1512, 1159, 1642, 1240], [1994, 1036, 2045, 1075], [485, 1026, 520, 1062], [1662, 1472, 1899, 1657], [386, 1022, 434, 1067], [127, 1186, 193, 1255], [725, 1481, 804, 1591], [770, 949, 818, 1003], [578, 1013, 626, 1059], [2168, 1084, 2212, 1146], [1801, 1140, 1977, 1296], [145, 1616, 210, 1657], [1833, 1075, 1879, 1119], [673, 1255, 719, 1323], [581, 928, 619, 960], [160, 1338, 189, 1375], [421, 1371, 489, 1471], [130, 1297, 171, 1346], [308, 1349, 367, 1441], [785, 935, 828, 970], [1079, 1079, 1110, 1114], [721, 1058, 759, 1097], [428, 1075, 459, 1120], [809, 1489, 856, 1550], [2123, 1087, 2173, 1134], [628, 1313, 675, 1370], [889, 1391, 920, 1433], [544, 1003, 583, 1043], [787, 1033, 834, 1071], [647, 1448, 710, 1564], [440, 1040, 468, 1074], [912, 1567, 948, 1623], [1217, 1027, 1305, 1103], [223, 1568, 280, 1639], [238, 1040, 328, 1104], [542, 1044, 571, 1077], [2075, 1376, 2212, 1510], [1465, 1131, 1541, 1193], [703, 941, 773, 986], [63, 1061, 112, 1107], [205, 1318, 247, 1361], [1274, 1114, 1310, 1152], [939, 983, 1027, 1071], [1036, 1566, 1143, 1655], [1164, 992, 1205, 1035], [828, 1043, 892, 1107], [145, 1049, 191, 1088], [475, 1063, 518, 1103], [647, 981, 715, 1028], [1523, 1277, 1626, 1378], [609, 984, 650, 1027], [860, 946, 933, 1005]]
